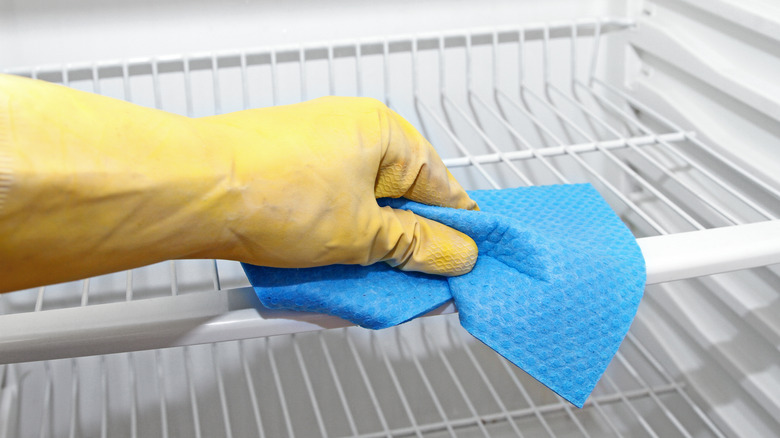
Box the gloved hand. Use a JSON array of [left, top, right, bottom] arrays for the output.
[[0, 74, 478, 293]]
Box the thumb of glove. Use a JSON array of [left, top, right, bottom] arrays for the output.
[[372, 206, 478, 276]]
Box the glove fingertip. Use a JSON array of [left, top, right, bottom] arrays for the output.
[[400, 217, 478, 276], [426, 229, 478, 276]]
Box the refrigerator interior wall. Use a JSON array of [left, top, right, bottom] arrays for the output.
[[627, 0, 780, 190], [622, 2, 780, 437], [1, 0, 780, 437]]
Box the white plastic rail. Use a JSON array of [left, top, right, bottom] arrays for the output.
[[637, 220, 780, 284], [0, 220, 778, 365]]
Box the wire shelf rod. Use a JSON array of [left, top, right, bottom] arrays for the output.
[[317, 332, 360, 437], [182, 55, 194, 118], [519, 37, 706, 230], [151, 58, 163, 111], [265, 337, 296, 438], [299, 46, 308, 101], [423, 319, 523, 437], [412, 36, 502, 189], [492, 87, 670, 234], [489, 25, 700, 236], [80, 279, 89, 307], [493, 352, 558, 437], [1, 17, 635, 77], [572, 80, 753, 225], [415, 99, 502, 189], [38, 362, 52, 438], [397, 333, 460, 438], [586, 20, 603, 92], [579, 393, 626, 438], [327, 44, 335, 96], [34, 287, 45, 312], [270, 50, 279, 106], [625, 332, 726, 438], [601, 372, 660, 438], [125, 271, 133, 302], [100, 356, 108, 438], [90, 64, 101, 94], [343, 330, 392, 438], [440, 131, 689, 167], [382, 39, 390, 107], [614, 351, 693, 438], [516, 27, 571, 145], [544, 79, 710, 227], [471, 91, 570, 182], [559, 397, 593, 438], [592, 71, 780, 202], [239, 51, 250, 110], [457, 37, 537, 184], [355, 41, 364, 97], [0, 364, 16, 438], [522, 84, 695, 230], [291, 334, 329, 438], [154, 350, 170, 438], [418, 321, 497, 437], [212, 343, 235, 438], [239, 340, 266, 438], [68, 359, 78, 438], [492, 32, 574, 184], [128, 353, 138, 438], [591, 78, 780, 213], [183, 347, 203, 438], [212, 260, 222, 291], [540, 28, 583, 145], [369, 330, 424, 438], [120, 60, 132, 104], [447, 318, 560, 438], [560, 24, 741, 224], [462, 33, 534, 185], [461, 309, 627, 438], [545, 83, 707, 230], [554, 22, 735, 226], [353, 384, 680, 438], [447, 320, 621, 437], [169, 261, 179, 296], [589, 79, 776, 221], [428, 34, 514, 187], [211, 53, 222, 115], [441, 94, 533, 185]]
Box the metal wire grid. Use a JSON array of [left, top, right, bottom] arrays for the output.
[[0, 16, 778, 437], [1, 313, 725, 438], [0, 17, 777, 315]]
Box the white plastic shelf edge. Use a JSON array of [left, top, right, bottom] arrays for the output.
[[2, 220, 778, 364], [638, 220, 780, 284]]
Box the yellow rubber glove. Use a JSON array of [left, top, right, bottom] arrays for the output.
[[0, 74, 478, 293]]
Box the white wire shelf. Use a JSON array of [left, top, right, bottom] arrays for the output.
[[1, 313, 725, 438], [1, 17, 778, 362], [0, 16, 779, 437]]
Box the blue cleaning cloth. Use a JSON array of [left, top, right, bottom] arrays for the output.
[[242, 184, 646, 407]]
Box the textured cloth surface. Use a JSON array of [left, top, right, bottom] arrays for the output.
[[242, 184, 646, 407]]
